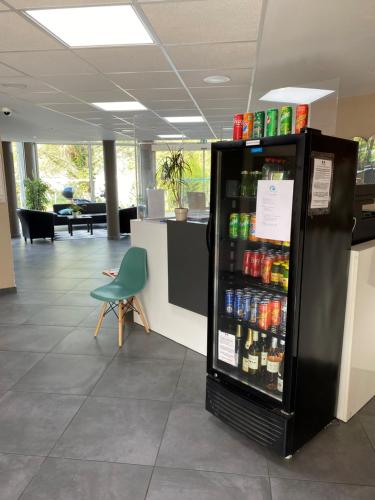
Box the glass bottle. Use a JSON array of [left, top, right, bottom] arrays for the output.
[[240, 170, 250, 197], [277, 357, 284, 394], [265, 337, 282, 391], [241, 328, 252, 374], [234, 324, 243, 368], [259, 332, 269, 379], [248, 329, 261, 379]]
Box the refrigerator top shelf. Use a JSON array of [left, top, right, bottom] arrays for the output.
[[221, 271, 288, 296]]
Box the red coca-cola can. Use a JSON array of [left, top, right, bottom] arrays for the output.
[[233, 114, 243, 140], [250, 250, 261, 277], [258, 300, 271, 330], [270, 298, 281, 326], [295, 104, 309, 133], [261, 256, 273, 284], [242, 250, 252, 275]]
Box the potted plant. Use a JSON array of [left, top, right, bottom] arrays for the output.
[[24, 178, 50, 211], [71, 203, 82, 218], [158, 148, 191, 221]]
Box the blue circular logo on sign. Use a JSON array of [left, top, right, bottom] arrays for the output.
[[270, 185, 276, 192]]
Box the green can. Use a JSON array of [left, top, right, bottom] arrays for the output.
[[253, 111, 265, 138], [239, 213, 250, 240], [280, 106, 292, 135], [266, 108, 278, 136], [229, 213, 240, 239]]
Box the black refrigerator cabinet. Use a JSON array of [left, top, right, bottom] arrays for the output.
[[206, 129, 358, 457]]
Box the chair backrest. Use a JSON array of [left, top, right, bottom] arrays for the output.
[[114, 247, 148, 294]]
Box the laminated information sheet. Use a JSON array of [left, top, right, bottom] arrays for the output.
[[218, 330, 236, 366], [309, 156, 333, 213]]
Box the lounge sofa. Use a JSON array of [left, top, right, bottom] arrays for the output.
[[53, 203, 137, 234], [17, 209, 55, 243]]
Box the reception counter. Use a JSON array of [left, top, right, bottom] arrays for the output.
[[130, 219, 208, 355]]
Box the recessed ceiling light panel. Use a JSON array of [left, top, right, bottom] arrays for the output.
[[259, 87, 335, 104], [92, 101, 147, 111], [158, 134, 186, 139], [164, 116, 204, 123], [203, 75, 231, 84], [26, 5, 153, 47]]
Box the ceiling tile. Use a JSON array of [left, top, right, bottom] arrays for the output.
[[142, 0, 262, 44], [0, 51, 97, 76], [0, 2, 9, 10], [199, 98, 248, 108], [20, 91, 81, 103], [147, 100, 196, 110], [130, 87, 190, 101], [0, 62, 24, 77], [154, 109, 201, 117], [42, 102, 96, 113], [75, 46, 171, 73], [109, 71, 182, 89], [180, 68, 252, 87], [0, 76, 54, 93], [0, 12, 64, 51], [41, 74, 120, 92], [72, 90, 132, 102], [191, 85, 249, 99], [167, 42, 257, 70], [7, 0, 131, 7]]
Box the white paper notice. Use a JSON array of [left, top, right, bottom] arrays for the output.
[[218, 330, 236, 366], [310, 157, 333, 210], [255, 180, 294, 242]]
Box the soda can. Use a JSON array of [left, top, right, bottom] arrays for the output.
[[242, 250, 252, 275], [229, 213, 239, 239], [270, 263, 280, 285], [250, 250, 261, 277], [233, 114, 243, 140], [262, 256, 273, 284], [239, 213, 250, 240], [243, 293, 252, 321], [248, 213, 257, 241], [250, 296, 260, 324], [270, 297, 281, 327], [258, 300, 271, 330], [253, 111, 265, 138], [224, 289, 234, 316], [266, 108, 278, 137], [242, 112, 254, 140], [259, 247, 268, 266], [234, 290, 244, 319], [279, 106, 292, 135], [280, 296, 288, 329], [295, 104, 309, 133]]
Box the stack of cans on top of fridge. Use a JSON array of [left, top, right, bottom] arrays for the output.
[[225, 287, 287, 334]]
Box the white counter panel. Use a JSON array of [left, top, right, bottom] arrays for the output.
[[336, 239, 375, 421], [131, 219, 207, 355]]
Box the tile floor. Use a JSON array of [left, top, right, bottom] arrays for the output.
[[0, 237, 374, 500]]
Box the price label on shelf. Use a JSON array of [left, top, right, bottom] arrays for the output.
[[218, 330, 237, 366]]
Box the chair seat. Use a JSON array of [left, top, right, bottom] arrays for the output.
[[90, 283, 139, 302]]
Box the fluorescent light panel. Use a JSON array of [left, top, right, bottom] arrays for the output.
[[260, 87, 335, 104], [164, 116, 204, 123], [93, 101, 147, 111], [26, 5, 153, 47], [158, 134, 186, 139]]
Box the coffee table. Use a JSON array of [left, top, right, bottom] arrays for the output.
[[67, 215, 93, 236]]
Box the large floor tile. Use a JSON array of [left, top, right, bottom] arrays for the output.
[[0, 325, 72, 352], [20, 458, 152, 500], [0, 392, 84, 455], [146, 468, 271, 500], [19, 278, 83, 291], [270, 477, 375, 500], [0, 453, 44, 500], [79, 308, 120, 328], [73, 278, 110, 292], [52, 327, 119, 356], [0, 351, 44, 392], [13, 354, 110, 395], [26, 306, 96, 327], [0, 291, 64, 305], [174, 356, 206, 404], [359, 413, 375, 448], [359, 395, 375, 416], [119, 330, 186, 361], [0, 304, 40, 325], [156, 402, 268, 476], [54, 292, 98, 307], [92, 357, 182, 401], [267, 417, 375, 485], [51, 396, 170, 465]]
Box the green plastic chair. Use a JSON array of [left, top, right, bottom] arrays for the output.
[[90, 246, 149, 347]]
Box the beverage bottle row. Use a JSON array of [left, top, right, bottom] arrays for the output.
[[225, 287, 287, 331], [229, 212, 290, 247], [239, 158, 289, 198], [233, 325, 284, 393], [232, 104, 309, 140]]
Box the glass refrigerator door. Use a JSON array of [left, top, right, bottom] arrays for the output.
[[212, 144, 297, 402]]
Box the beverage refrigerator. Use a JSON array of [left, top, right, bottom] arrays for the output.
[[205, 128, 358, 457]]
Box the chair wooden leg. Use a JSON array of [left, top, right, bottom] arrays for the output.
[[134, 296, 150, 333], [94, 302, 107, 338], [122, 299, 132, 323], [118, 301, 124, 347]]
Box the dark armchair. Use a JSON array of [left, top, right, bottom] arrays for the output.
[[119, 207, 137, 234], [17, 209, 55, 243]]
